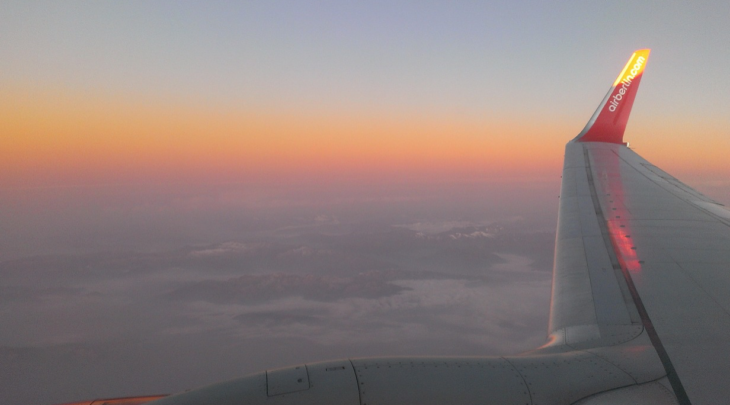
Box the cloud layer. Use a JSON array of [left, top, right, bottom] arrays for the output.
[[0, 182, 557, 405]]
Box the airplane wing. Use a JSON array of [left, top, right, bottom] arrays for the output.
[[62, 50, 730, 405], [551, 49, 730, 404]]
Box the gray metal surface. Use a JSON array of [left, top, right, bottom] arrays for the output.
[[549, 140, 730, 404], [549, 142, 642, 349], [575, 377, 678, 405], [150, 345, 668, 405], [267, 364, 310, 396], [150, 360, 360, 405]]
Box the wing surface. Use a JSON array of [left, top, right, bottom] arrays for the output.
[[551, 49, 730, 405]]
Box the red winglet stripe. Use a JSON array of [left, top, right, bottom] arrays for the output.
[[576, 49, 650, 144]]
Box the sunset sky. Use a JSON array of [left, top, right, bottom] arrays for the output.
[[2, 1, 729, 189], [2, 2, 730, 404]]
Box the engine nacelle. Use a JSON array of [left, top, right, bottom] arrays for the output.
[[149, 340, 669, 405]]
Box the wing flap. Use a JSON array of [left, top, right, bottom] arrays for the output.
[[549, 142, 642, 347]]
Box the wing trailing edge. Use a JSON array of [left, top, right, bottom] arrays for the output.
[[574, 49, 650, 144]]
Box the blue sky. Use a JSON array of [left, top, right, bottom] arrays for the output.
[[3, 1, 729, 118]]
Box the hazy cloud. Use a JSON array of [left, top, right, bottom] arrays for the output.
[[0, 181, 559, 405]]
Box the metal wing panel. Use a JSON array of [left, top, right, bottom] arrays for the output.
[[549, 143, 641, 346], [548, 48, 730, 403], [577, 141, 730, 404]]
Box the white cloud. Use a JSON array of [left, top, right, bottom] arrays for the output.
[[167, 254, 550, 352], [189, 242, 266, 257]]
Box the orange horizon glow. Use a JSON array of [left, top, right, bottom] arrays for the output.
[[2, 83, 728, 190], [1, 84, 568, 188]]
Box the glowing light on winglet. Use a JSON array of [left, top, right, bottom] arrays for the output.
[[575, 49, 651, 144], [613, 52, 639, 87], [609, 52, 647, 112]]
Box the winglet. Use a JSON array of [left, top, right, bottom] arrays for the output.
[[575, 49, 650, 144]]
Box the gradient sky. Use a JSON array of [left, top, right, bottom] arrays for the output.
[[2, 2, 730, 404], [2, 1, 730, 189]]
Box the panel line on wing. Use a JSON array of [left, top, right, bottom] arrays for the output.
[[348, 359, 364, 405], [582, 146, 640, 327], [582, 144, 692, 405]]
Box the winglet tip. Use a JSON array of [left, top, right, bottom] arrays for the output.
[[577, 49, 650, 144]]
